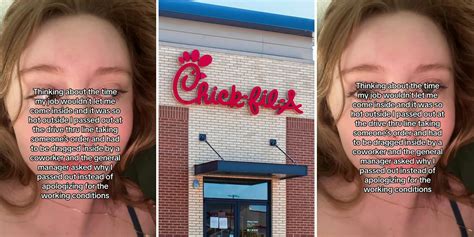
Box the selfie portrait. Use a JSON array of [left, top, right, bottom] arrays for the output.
[[317, 0, 474, 236], [0, 0, 156, 236]]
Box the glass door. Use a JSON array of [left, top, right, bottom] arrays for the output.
[[205, 201, 236, 237], [203, 178, 271, 237], [239, 203, 268, 237]]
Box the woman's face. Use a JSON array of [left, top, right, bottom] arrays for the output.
[[5, 15, 134, 188], [328, 12, 455, 180]]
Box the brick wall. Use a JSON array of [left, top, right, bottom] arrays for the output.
[[158, 106, 189, 236], [286, 117, 315, 236]]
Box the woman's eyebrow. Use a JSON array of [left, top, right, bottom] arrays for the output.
[[20, 64, 63, 75], [341, 64, 384, 76], [19, 65, 131, 77], [340, 63, 452, 77], [94, 66, 131, 77], [414, 63, 452, 74]]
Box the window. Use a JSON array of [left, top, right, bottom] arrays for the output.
[[204, 178, 271, 237], [204, 178, 269, 200]]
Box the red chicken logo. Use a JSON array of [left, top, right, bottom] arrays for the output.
[[172, 49, 303, 115]]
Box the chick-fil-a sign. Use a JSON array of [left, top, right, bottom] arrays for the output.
[[172, 49, 303, 115]]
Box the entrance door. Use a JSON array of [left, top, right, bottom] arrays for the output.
[[204, 200, 269, 237], [239, 203, 268, 237], [203, 178, 271, 237], [205, 201, 236, 237]]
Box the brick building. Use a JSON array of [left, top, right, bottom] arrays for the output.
[[159, 1, 314, 236]]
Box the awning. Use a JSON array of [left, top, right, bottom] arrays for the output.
[[194, 160, 307, 179]]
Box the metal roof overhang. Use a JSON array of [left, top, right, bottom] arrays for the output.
[[194, 160, 307, 179], [159, 0, 314, 37]]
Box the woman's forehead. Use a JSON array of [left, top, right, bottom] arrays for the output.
[[20, 14, 131, 78], [340, 11, 452, 77]]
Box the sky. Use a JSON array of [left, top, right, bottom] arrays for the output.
[[194, 0, 315, 19]]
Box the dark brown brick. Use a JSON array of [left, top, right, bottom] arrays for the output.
[[159, 106, 189, 235], [286, 117, 314, 236]]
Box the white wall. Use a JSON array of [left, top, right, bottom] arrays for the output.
[[160, 16, 314, 61]]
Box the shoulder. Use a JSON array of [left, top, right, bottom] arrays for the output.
[[131, 201, 156, 236], [446, 176, 474, 228], [439, 198, 474, 232], [425, 192, 473, 230], [122, 181, 156, 235], [456, 200, 474, 230]]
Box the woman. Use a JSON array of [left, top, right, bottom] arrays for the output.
[[0, 0, 156, 236], [318, 0, 474, 236]]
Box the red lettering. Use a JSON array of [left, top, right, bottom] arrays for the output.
[[172, 50, 304, 115], [227, 85, 245, 108], [217, 89, 230, 105], [172, 63, 202, 105]]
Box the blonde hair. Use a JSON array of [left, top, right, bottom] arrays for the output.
[[318, 0, 474, 205], [0, 0, 156, 211]]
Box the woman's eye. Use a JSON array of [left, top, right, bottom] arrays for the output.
[[28, 94, 61, 100], [348, 89, 374, 99], [420, 84, 447, 94], [421, 87, 435, 93], [100, 90, 128, 98]]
